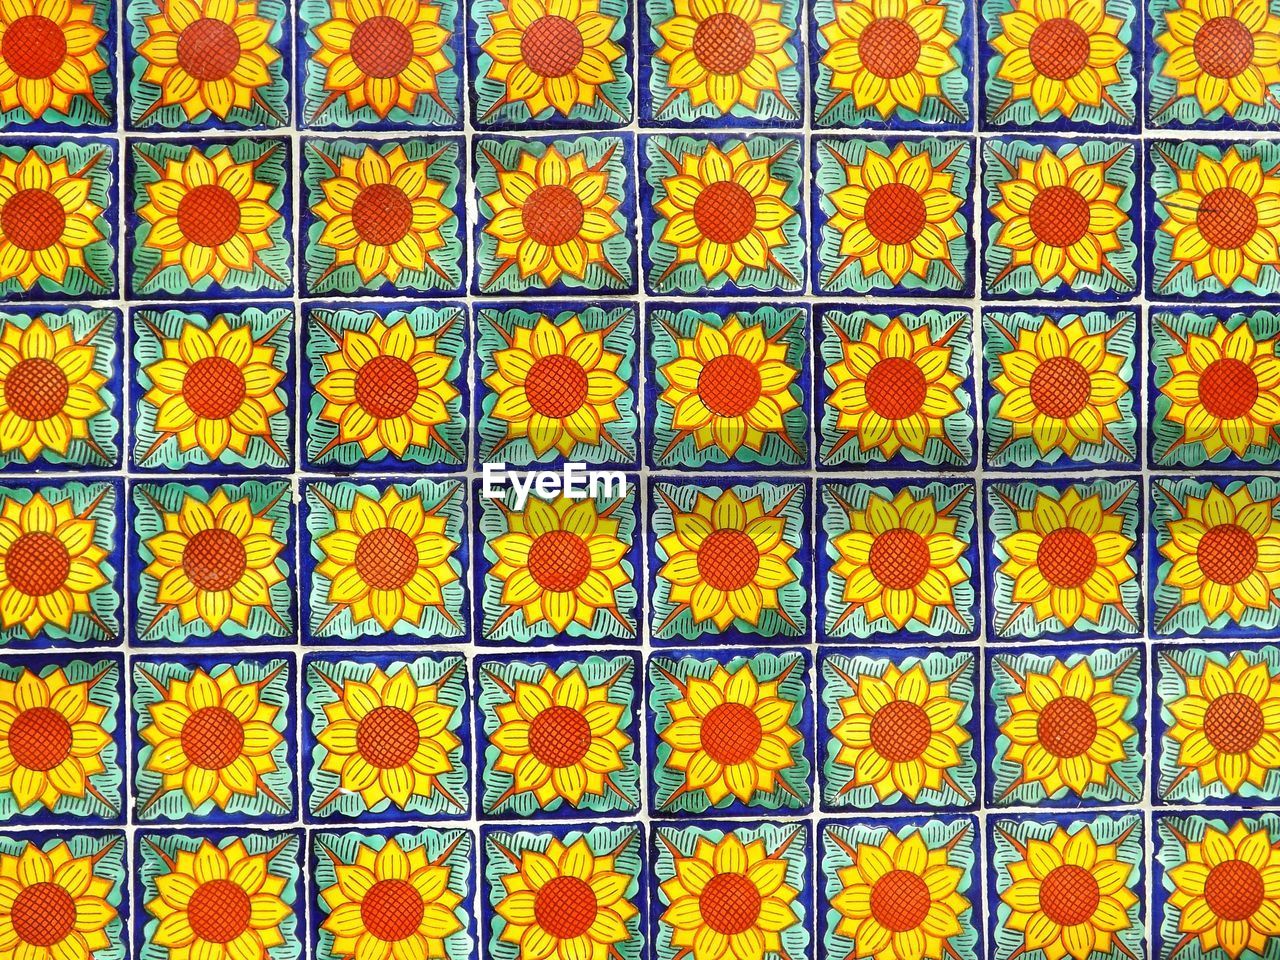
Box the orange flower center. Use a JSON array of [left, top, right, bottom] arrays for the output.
[[352, 183, 413, 247], [1027, 17, 1089, 80], [700, 873, 762, 934], [870, 870, 931, 932], [361, 879, 424, 942], [182, 356, 246, 420], [182, 527, 247, 592], [700, 701, 763, 764], [350, 15, 414, 79], [698, 354, 761, 417], [868, 528, 930, 590], [354, 355, 419, 419], [11, 882, 76, 947], [528, 704, 592, 767], [354, 527, 419, 591], [1, 189, 65, 252], [177, 184, 242, 248], [1028, 185, 1090, 248], [2, 16, 66, 79], [1204, 691, 1264, 753], [176, 18, 241, 82], [525, 355, 588, 418], [523, 185, 586, 247], [1206, 860, 1265, 921], [1029, 355, 1091, 419], [1198, 522, 1258, 585], [6, 357, 69, 422], [693, 13, 756, 74], [858, 17, 921, 78], [1198, 357, 1258, 419], [527, 530, 591, 592], [8, 706, 72, 772], [869, 700, 931, 762], [188, 879, 252, 944], [356, 705, 420, 769], [1036, 527, 1097, 588], [693, 180, 756, 245], [181, 706, 245, 770], [1197, 187, 1258, 250], [696, 528, 760, 591], [1194, 16, 1254, 78], [520, 15, 584, 77], [864, 356, 925, 420], [535, 876, 597, 938], [864, 182, 926, 245], [1036, 696, 1097, 757], [1039, 865, 1100, 926], [7, 532, 70, 597]]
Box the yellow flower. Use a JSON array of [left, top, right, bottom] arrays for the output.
[[481, 0, 625, 117], [997, 657, 1136, 799], [316, 486, 460, 633], [0, 666, 112, 811], [136, 0, 279, 121], [488, 495, 632, 634], [997, 824, 1138, 960], [990, 146, 1129, 287], [656, 488, 797, 631], [658, 315, 798, 458], [655, 142, 796, 285], [146, 839, 292, 960], [0, 490, 108, 636], [485, 314, 628, 458], [1163, 652, 1280, 795], [136, 144, 281, 286], [487, 665, 631, 809], [831, 489, 968, 630], [0, 840, 117, 960], [830, 828, 970, 960], [1157, 0, 1280, 115], [1159, 484, 1280, 624], [1159, 320, 1280, 458], [495, 835, 638, 960], [0, 149, 104, 291], [314, 665, 461, 811], [820, 0, 959, 118], [320, 837, 464, 960], [140, 315, 287, 462], [1168, 821, 1280, 959], [141, 488, 287, 634], [0, 0, 107, 119], [1157, 147, 1280, 290], [990, 316, 1129, 457], [654, 0, 794, 115], [995, 486, 1136, 629], [311, 0, 452, 120], [138, 665, 285, 810], [312, 143, 454, 286], [990, 0, 1127, 118], [657, 661, 802, 806], [0, 317, 107, 462], [824, 316, 965, 459], [481, 143, 622, 288], [660, 831, 801, 960]]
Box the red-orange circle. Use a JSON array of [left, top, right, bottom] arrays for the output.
[[1198, 358, 1259, 420], [1029, 355, 1091, 419], [527, 530, 592, 593], [356, 705, 420, 769], [1028, 185, 1090, 249], [696, 528, 760, 592], [177, 184, 241, 248], [869, 870, 931, 932], [1197, 186, 1259, 250], [6, 532, 70, 597], [1198, 523, 1259, 586], [698, 354, 762, 418], [700, 873, 762, 935], [354, 355, 419, 420], [534, 876, 597, 939], [11, 883, 76, 947], [351, 183, 413, 247], [360, 879, 424, 942], [350, 15, 414, 79], [176, 18, 240, 82], [1036, 527, 1098, 589], [182, 527, 248, 592], [353, 527, 418, 591], [2, 16, 66, 80], [522, 185, 586, 248], [521, 16, 584, 77], [867, 528, 930, 590], [1206, 860, 1265, 921], [1, 190, 65, 252], [525, 355, 589, 418], [180, 706, 244, 770], [188, 879, 252, 944], [869, 700, 931, 762], [5, 358, 69, 422], [864, 182, 926, 246], [182, 356, 246, 420], [857, 17, 921, 79], [528, 705, 592, 767], [692, 13, 756, 74], [1039, 865, 1100, 926], [1204, 691, 1264, 754], [700, 701, 763, 765], [1194, 16, 1254, 78], [864, 356, 926, 421], [1027, 17, 1090, 80], [7, 706, 72, 772], [692, 180, 757, 246], [1036, 696, 1098, 758]]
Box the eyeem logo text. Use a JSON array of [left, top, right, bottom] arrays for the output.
[[482, 463, 629, 509]]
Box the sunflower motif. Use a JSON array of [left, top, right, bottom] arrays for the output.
[[656, 660, 803, 807], [659, 830, 802, 960], [140, 487, 287, 636], [653, 0, 795, 116], [0, 840, 117, 960], [1156, 147, 1280, 291], [654, 141, 797, 287], [137, 664, 285, 811], [997, 823, 1139, 960], [1158, 483, 1280, 626], [487, 664, 632, 811], [310, 0, 453, 121], [819, 0, 960, 119], [989, 145, 1130, 288], [319, 836, 465, 960], [146, 838, 292, 960], [989, 0, 1128, 119], [494, 834, 639, 960], [1157, 0, 1280, 116], [135, 0, 280, 122], [0, 0, 108, 120], [0, 148, 106, 292]]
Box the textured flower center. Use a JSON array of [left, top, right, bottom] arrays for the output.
[[701, 873, 762, 934], [693, 180, 756, 245], [183, 356, 246, 420], [1197, 187, 1258, 250], [350, 15, 414, 79], [356, 705, 420, 769], [701, 701, 763, 764], [523, 185, 585, 247], [188, 879, 251, 944], [1199, 358, 1259, 419], [352, 183, 413, 247], [870, 870, 931, 932], [181, 707, 244, 770], [1194, 16, 1254, 78], [1036, 527, 1097, 588], [1199, 523, 1259, 585], [1037, 696, 1097, 757], [527, 530, 591, 592], [2, 189, 65, 252], [3, 16, 66, 79], [183, 527, 247, 592], [177, 184, 241, 247], [870, 700, 931, 762], [864, 182, 926, 245], [7, 532, 70, 597], [864, 356, 926, 420], [1039, 865, 1099, 926], [5, 358, 69, 422], [361, 879, 424, 942], [354, 527, 418, 591], [520, 15, 584, 76], [355, 355, 418, 419], [858, 17, 921, 78], [1029, 185, 1090, 248], [1204, 691, 1264, 753], [528, 705, 592, 767], [11, 883, 76, 947], [1029, 355, 1091, 419], [693, 13, 756, 74], [1206, 860, 1265, 921], [8, 707, 72, 772], [698, 354, 761, 417], [535, 877, 597, 939], [1028, 17, 1089, 80], [525, 355, 588, 418], [176, 18, 240, 81], [696, 528, 760, 591], [868, 528, 930, 590]]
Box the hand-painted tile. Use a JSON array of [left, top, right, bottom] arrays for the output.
[[0, 0, 114, 128]]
